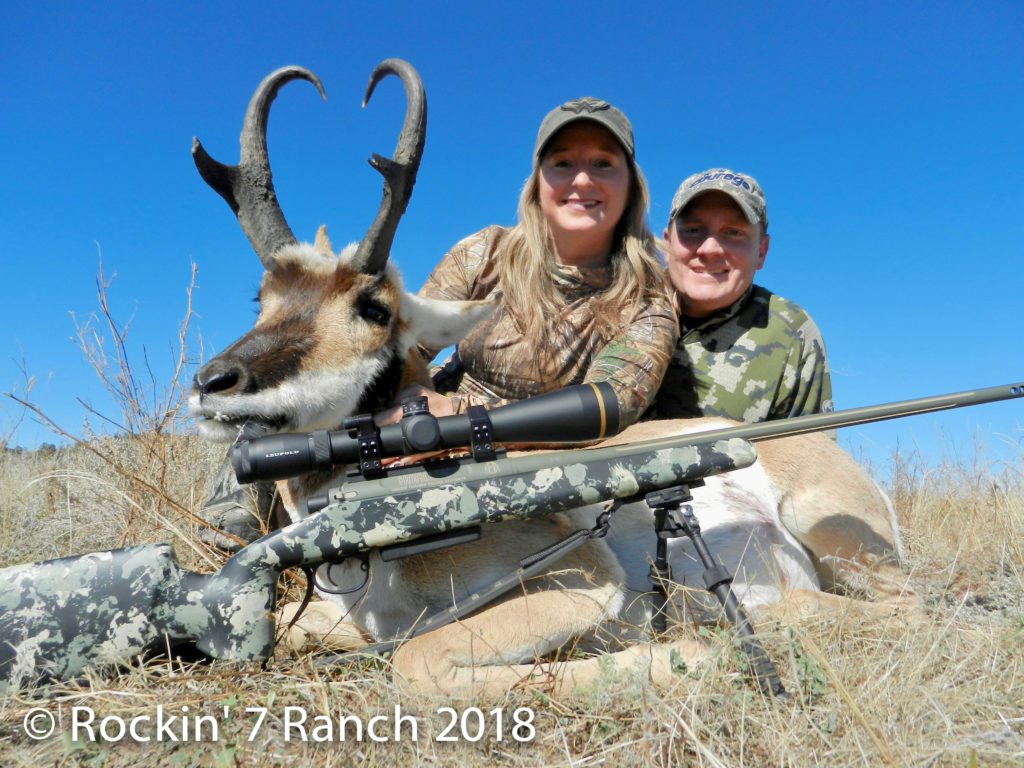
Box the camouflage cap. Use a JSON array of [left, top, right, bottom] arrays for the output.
[[669, 169, 768, 232], [534, 97, 635, 165]]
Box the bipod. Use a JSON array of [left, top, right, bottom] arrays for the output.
[[645, 485, 789, 699]]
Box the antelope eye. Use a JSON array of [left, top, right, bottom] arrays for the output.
[[357, 296, 392, 326]]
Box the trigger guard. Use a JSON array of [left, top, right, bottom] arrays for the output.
[[314, 555, 371, 595]]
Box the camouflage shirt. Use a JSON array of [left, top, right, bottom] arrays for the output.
[[419, 226, 677, 429], [650, 284, 833, 422]]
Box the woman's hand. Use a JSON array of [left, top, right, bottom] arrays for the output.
[[373, 384, 459, 425]]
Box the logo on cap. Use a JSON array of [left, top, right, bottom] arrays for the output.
[[560, 97, 611, 115], [687, 170, 754, 192]]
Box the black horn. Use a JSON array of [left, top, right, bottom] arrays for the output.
[[192, 66, 326, 268], [351, 58, 426, 275]]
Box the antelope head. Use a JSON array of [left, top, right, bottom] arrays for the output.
[[188, 61, 492, 441]]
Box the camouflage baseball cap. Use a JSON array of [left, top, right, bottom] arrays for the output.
[[534, 97, 635, 165], [668, 168, 768, 232]]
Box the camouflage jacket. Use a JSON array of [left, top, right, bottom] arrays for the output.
[[649, 284, 833, 422], [419, 226, 677, 428]]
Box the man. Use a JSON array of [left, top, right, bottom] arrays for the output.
[[651, 168, 833, 421]]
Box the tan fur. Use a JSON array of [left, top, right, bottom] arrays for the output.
[[759, 432, 912, 605], [280, 601, 370, 652]]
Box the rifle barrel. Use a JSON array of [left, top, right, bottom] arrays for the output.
[[330, 381, 1023, 506], [677, 381, 1024, 446]]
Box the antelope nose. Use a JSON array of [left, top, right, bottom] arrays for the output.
[[194, 360, 246, 396]]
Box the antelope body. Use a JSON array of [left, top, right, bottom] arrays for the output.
[[189, 62, 913, 698]]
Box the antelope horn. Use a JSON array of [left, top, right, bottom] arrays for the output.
[[192, 66, 326, 268], [351, 58, 426, 275]]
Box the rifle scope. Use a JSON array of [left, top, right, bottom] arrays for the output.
[[231, 382, 619, 483]]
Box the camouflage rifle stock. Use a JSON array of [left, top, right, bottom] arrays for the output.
[[0, 381, 1020, 692], [0, 420, 756, 692]]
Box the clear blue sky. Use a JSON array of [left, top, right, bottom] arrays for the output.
[[2, 0, 1022, 476]]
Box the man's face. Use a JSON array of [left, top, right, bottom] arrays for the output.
[[663, 190, 769, 317]]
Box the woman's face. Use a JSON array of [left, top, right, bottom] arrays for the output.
[[537, 122, 631, 267]]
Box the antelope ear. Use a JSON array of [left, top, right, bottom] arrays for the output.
[[313, 225, 334, 257], [401, 293, 498, 349]]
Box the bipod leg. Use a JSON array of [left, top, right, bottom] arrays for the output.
[[649, 506, 673, 635], [645, 487, 789, 700], [648, 487, 696, 636]]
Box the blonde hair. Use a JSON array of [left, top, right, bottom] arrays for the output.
[[497, 154, 667, 345]]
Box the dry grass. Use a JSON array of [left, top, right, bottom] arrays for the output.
[[3, 437, 1021, 768], [0, 449, 1021, 767], [1, 277, 1022, 766]]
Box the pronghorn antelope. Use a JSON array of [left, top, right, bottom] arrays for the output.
[[188, 61, 914, 698]]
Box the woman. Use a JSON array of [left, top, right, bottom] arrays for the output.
[[401, 96, 676, 429]]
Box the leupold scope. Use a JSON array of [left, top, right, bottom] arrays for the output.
[[231, 382, 619, 483]]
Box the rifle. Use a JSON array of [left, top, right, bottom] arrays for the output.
[[1, 381, 1021, 693]]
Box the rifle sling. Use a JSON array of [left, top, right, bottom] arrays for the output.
[[311, 504, 617, 666]]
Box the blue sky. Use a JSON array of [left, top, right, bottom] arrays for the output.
[[2, 0, 1022, 475]]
